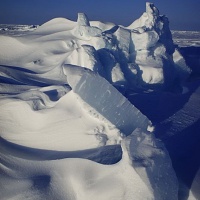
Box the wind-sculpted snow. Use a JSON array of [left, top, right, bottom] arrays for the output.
[[0, 129, 178, 200], [1, 135, 155, 200], [0, 2, 183, 200]]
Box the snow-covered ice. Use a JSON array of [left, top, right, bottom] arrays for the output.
[[0, 2, 199, 200]]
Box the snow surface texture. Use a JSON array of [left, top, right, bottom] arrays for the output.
[[0, 2, 195, 200]]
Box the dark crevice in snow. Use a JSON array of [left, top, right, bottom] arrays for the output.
[[0, 137, 122, 165]]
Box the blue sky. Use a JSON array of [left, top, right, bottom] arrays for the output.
[[0, 0, 199, 31]]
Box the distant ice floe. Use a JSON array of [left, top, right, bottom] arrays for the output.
[[0, 2, 187, 200], [0, 24, 38, 36], [172, 30, 200, 47]]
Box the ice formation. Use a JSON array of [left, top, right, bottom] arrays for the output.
[[64, 65, 149, 135], [0, 2, 191, 200]]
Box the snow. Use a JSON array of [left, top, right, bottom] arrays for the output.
[[126, 2, 190, 90], [0, 141, 154, 200], [131, 30, 159, 51], [0, 90, 121, 151], [72, 13, 102, 40], [0, 2, 198, 200], [123, 129, 178, 200], [63, 65, 150, 135], [173, 49, 192, 81], [65, 45, 103, 73], [77, 13, 90, 26]]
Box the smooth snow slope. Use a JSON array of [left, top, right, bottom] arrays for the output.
[[0, 2, 185, 200]]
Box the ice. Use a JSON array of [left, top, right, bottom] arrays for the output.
[[138, 65, 164, 85], [90, 21, 116, 32], [173, 48, 192, 81], [72, 25, 102, 40], [126, 2, 190, 89], [65, 45, 103, 74], [0, 2, 194, 200], [122, 129, 178, 200], [77, 13, 90, 26], [114, 27, 131, 57], [72, 13, 102, 40], [172, 30, 200, 47], [0, 2, 190, 92], [0, 24, 38, 36], [131, 30, 159, 51], [64, 65, 150, 136], [129, 50, 165, 88], [128, 2, 159, 30], [111, 63, 126, 86]]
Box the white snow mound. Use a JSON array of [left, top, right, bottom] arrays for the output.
[[0, 2, 182, 200]]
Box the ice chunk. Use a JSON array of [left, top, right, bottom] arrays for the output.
[[139, 65, 164, 85], [64, 65, 150, 135], [111, 63, 126, 85], [72, 25, 102, 39], [90, 21, 116, 32], [153, 44, 167, 56], [128, 2, 159, 30], [122, 129, 179, 200], [114, 27, 131, 57], [173, 48, 191, 81], [65, 45, 103, 74], [77, 13, 90, 26], [128, 12, 148, 30], [146, 2, 160, 16], [72, 13, 102, 40], [97, 49, 126, 86], [128, 2, 175, 55], [131, 30, 159, 51], [124, 2, 181, 90], [135, 50, 163, 67], [97, 49, 116, 81], [145, 2, 159, 29]]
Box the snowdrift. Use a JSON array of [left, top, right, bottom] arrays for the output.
[[0, 2, 194, 200]]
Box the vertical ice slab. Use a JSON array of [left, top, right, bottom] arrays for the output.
[[122, 129, 179, 200], [64, 65, 150, 136]]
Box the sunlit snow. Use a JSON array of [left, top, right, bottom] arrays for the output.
[[0, 2, 199, 200]]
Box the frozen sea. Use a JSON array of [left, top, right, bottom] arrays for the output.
[[0, 21, 200, 200]]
